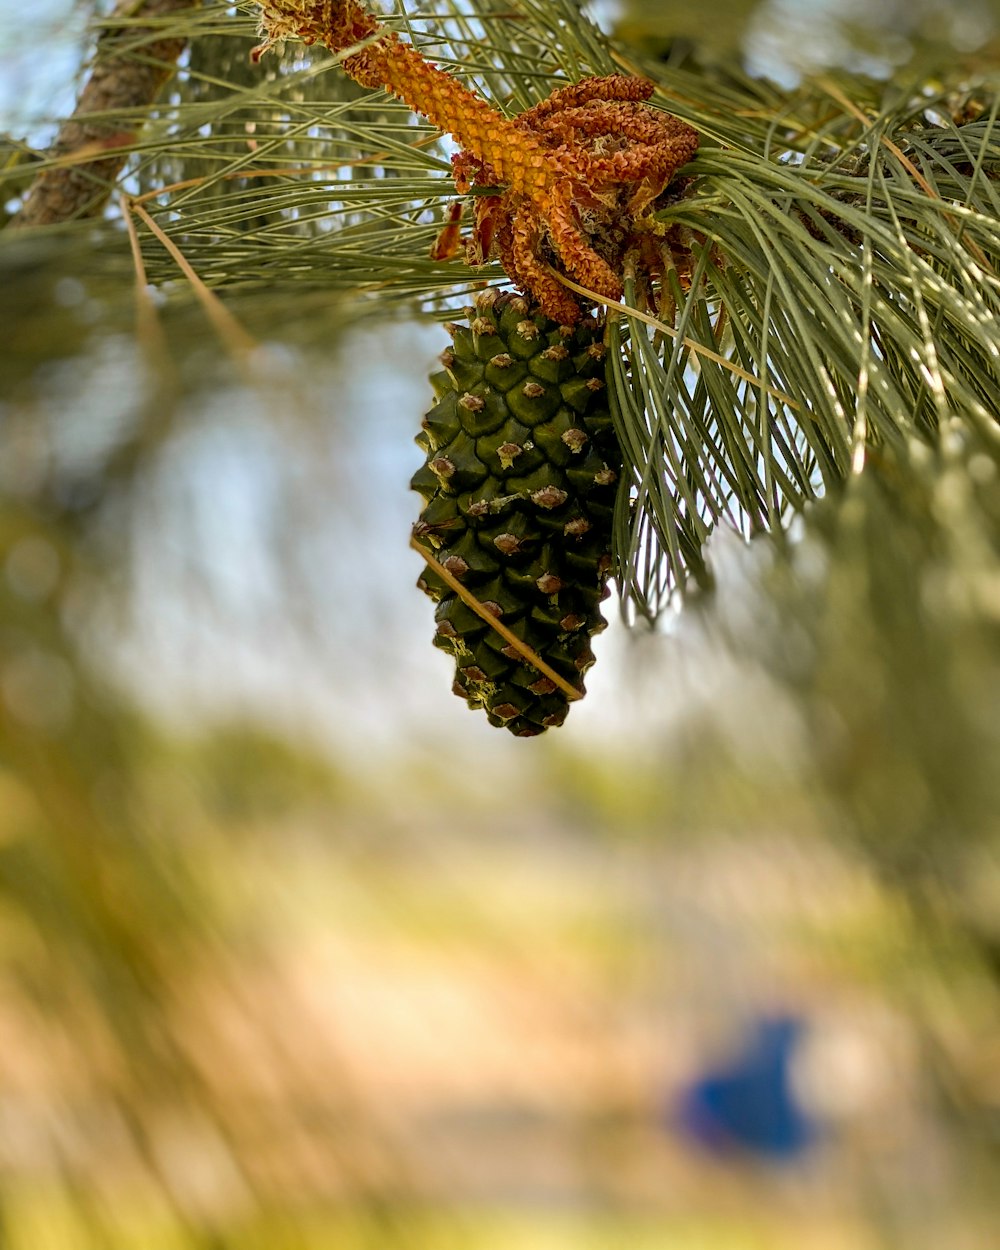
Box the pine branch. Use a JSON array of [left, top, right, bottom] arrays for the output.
[[12, 0, 195, 226], [6, 1, 998, 624]]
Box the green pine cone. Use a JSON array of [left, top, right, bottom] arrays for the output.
[[411, 288, 620, 737]]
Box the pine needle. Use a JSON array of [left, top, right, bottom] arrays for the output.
[[6, 0, 999, 620], [128, 196, 259, 356]]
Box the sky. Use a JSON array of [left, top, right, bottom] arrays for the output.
[[0, 0, 90, 137]]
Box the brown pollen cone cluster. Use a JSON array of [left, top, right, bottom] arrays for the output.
[[253, 0, 700, 321]]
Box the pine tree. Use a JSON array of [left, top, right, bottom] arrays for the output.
[[412, 288, 620, 735], [3, 0, 1000, 1241]]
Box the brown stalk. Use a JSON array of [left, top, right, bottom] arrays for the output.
[[12, 0, 194, 227]]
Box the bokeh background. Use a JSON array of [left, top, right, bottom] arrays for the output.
[[2, 2, 1000, 1247]]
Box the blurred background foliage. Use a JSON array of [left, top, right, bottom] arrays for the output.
[[1, 1, 1000, 1248], [618, 0, 1000, 70]]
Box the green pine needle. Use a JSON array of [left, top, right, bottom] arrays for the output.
[[4, 0, 999, 621]]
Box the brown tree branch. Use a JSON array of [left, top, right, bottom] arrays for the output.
[[11, 0, 194, 228]]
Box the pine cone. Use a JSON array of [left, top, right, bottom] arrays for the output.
[[411, 289, 619, 736]]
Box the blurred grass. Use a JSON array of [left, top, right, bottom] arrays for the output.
[[1, 215, 999, 1250], [0, 1192, 888, 1250]]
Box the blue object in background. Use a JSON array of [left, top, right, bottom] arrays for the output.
[[674, 1014, 816, 1161]]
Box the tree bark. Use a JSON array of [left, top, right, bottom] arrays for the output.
[[12, 0, 193, 227]]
